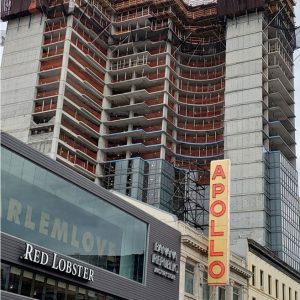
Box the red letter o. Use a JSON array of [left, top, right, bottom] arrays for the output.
[[208, 261, 225, 279], [210, 200, 226, 217]]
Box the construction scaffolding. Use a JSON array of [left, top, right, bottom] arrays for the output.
[[172, 167, 209, 231]]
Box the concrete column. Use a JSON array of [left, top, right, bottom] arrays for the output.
[[167, 20, 173, 41], [1, 14, 44, 142], [224, 12, 267, 256], [98, 97, 110, 156], [226, 280, 234, 299], [160, 133, 167, 159], [198, 264, 206, 300], [126, 85, 136, 159], [160, 41, 172, 160], [97, 48, 112, 182], [50, 15, 73, 159], [179, 256, 186, 300], [172, 62, 180, 155], [164, 41, 171, 95], [241, 285, 248, 300]]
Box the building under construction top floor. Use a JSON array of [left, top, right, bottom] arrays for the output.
[[1, 0, 300, 271]]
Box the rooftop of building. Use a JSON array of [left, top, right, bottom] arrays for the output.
[[248, 239, 300, 283]]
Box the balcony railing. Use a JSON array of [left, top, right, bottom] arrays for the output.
[[111, 70, 165, 83], [36, 89, 59, 99], [72, 27, 107, 56], [68, 62, 104, 93], [180, 57, 225, 68], [146, 85, 164, 93], [45, 20, 66, 32], [39, 75, 61, 85], [60, 132, 97, 160], [177, 120, 223, 130], [113, 0, 217, 20], [42, 47, 64, 59], [115, 7, 152, 22], [178, 147, 224, 157], [40, 58, 63, 71], [112, 45, 166, 58], [65, 91, 101, 119], [177, 134, 223, 144], [71, 37, 106, 68], [110, 57, 166, 71], [34, 102, 57, 113], [70, 51, 105, 80], [145, 98, 164, 106], [144, 111, 163, 119], [177, 108, 224, 118], [66, 78, 102, 106], [73, 11, 109, 39], [44, 33, 65, 45], [61, 120, 98, 146], [178, 94, 224, 105], [57, 145, 96, 174], [179, 70, 224, 81], [63, 105, 100, 132], [178, 81, 225, 93], [74, 0, 112, 26]]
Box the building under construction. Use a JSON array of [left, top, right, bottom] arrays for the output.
[[1, 0, 300, 271]]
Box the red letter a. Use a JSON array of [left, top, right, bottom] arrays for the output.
[[212, 165, 226, 180]]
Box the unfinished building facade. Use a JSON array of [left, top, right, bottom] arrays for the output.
[[1, 0, 300, 271]]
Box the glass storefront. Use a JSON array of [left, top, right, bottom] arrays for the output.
[[1, 147, 148, 283], [1, 262, 123, 300]]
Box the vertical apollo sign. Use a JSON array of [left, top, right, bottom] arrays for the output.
[[208, 159, 230, 285]]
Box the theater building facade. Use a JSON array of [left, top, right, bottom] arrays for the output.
[[0, 132, 181, 300]]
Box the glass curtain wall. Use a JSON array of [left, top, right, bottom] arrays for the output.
[[1, 147, 148, 283]]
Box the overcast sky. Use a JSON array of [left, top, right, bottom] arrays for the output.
[[1, 7, 300, 171]]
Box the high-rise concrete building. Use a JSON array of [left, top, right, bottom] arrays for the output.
[[1, 0, 299, 271]]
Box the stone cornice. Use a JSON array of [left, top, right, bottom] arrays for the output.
[[181, 234, 208, 253], [230, 261, 252, 279]]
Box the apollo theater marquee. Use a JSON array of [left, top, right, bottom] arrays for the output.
[[208, 159, 231, 286]]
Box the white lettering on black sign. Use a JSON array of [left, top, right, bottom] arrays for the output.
[[21, 243, 94, 281], [152, 242, 178, 281]]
